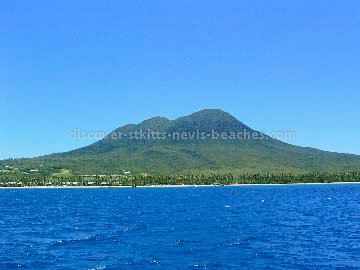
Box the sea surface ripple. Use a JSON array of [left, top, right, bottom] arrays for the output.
[[1, 184, 360, 269]]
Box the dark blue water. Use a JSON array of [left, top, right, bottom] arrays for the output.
[[1, 185, 360, 270]]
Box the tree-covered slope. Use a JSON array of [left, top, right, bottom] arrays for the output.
[[2, 109, 360, 175]]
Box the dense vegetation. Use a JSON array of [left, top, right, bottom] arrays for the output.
[[1, 171, 360, 187], [1, 109, 360, 178]]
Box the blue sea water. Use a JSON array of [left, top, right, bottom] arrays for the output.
[[1, 185, 360, 270]]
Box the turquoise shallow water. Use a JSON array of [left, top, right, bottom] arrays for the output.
[[1, 185, 360, 269]]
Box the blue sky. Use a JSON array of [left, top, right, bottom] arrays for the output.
[[1, 0, 359, 159]]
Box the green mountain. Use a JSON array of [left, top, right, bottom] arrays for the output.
[[2, 109, 360, 175]]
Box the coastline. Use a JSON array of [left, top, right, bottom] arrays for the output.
[[1, 182, 360, 188]]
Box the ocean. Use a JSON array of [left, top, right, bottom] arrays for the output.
[[1, 184, 360, 269]]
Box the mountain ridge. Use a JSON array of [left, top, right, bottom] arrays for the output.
[[1, 109, 360, 175]]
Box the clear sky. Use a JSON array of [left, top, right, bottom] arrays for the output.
[[1, 0, 359, 159]]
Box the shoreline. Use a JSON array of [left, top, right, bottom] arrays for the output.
[[1, 182, 360, 188]]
